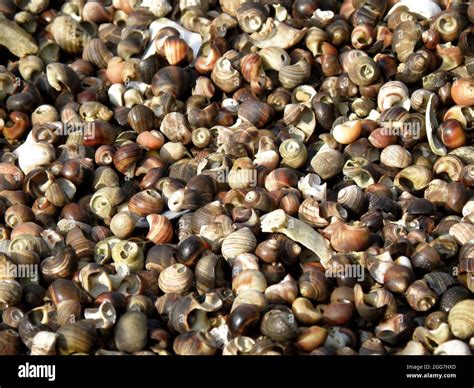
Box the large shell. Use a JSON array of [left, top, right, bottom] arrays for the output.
[[448, 300, 474, 340]]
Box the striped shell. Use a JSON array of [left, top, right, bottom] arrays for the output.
[[158, 264, 194, 294], [448, 300, 474, 340], [279, 59, 311, 89], [50, 15, 90, 54], [221, 227, 257, 265]]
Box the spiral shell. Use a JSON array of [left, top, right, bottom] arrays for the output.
[[299, 270, 329, 302], [279, 59, 311, 89], [211, 57, 242, 93], [0, 280, 22, 309], [392, 20, 422, 62], [236, 2, 268, 33], [146, 214, 173, 245], [337, 185, 366, 215], [221, 227, 257, 265], [113, 143, 142, 176], [83, 38, 113, 69], [279, 139, 307, 169], [448, 300, 474, 340], [311, 147, 344, 180], [380, 145, 412, 168], [49, 15, 90, 54], [158, 264, 194, 294], [111, 240, 144, 272]]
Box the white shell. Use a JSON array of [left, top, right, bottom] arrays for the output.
[[108, 83, 126, 107], [298, 173, 327, 201], [13, 135, 56, 174], [434, 340, 472, 355], [140, 0, 172, 17], [385, 0, 441, 21], [84, 301, 117, 329], [31, 331, 60, 355]]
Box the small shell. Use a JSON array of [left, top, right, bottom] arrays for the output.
[[236, 2, 268, 33], [211, 57, 242, 93], [279, 139, 307, 169], [392, 20, 422, 62], [31, 331, 60, 356], [158, 264, 194, 294], [298, 198, 328, 228], [299, 270, 329, 302], [259, 47, 291, 71], [332, 120, 362, 145], [232, 270, 267, 295], [221, 228, 257, 266], [278, 59, 311, 89], [377, 81, 410, 111], [83, 38, 113, 69], [380, 145, 412, 168], [14, 142, 56, 175], [128, 190, 164, 217], [451, 78, 474, 107], [114, 311, 148, 353], [260, 308, 298, 341], [160, 112, 192, 144], [0, 280, 22, 309], [337, 185, 366, 215], [195, 253, 227, 294], [265, 274, 298, 304], [146, 214, 173, 245], [57, 321, 98, 355], [163, 36, 192, 66], [347, 56, 380, 86], [434, 340, 472, 355], [405, 279, 437, 312], [385, 0, 441, 21], [449, 222, 474, 245], [265, 168, 300, 191], [310, 147, 344, 180], [111, 240, 144, 273], [394, 165, 433, 192]]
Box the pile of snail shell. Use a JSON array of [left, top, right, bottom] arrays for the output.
[[0, 0, 474, 356]]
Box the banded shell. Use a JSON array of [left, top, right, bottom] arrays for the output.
[[448, 300, 474, 340], [50, 15, 90, 54], [158, 264, 194, 294], [221, 228, 257, 266]]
